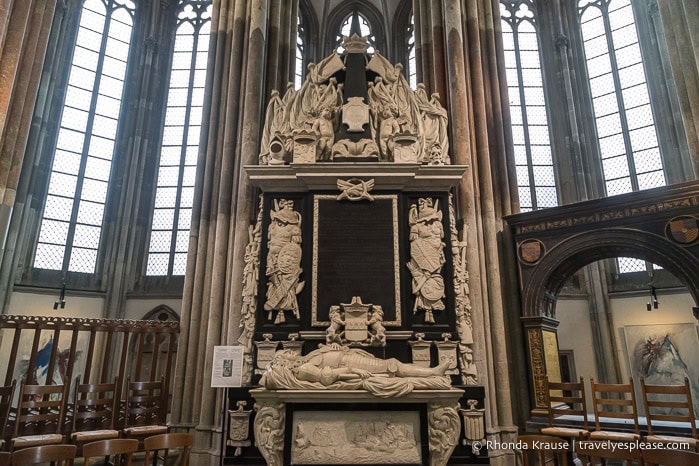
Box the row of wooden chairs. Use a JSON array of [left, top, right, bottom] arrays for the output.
[[0, 432, 192, 465], [542, 376, 698, 449], [0, 377, 167, 452], [519, 434, 699, 466]]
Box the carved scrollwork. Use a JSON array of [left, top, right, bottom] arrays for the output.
[[264, 199, 304, 324], [253, 402, 285, 466], [407, 198, 446, 323], [428, 401, 460, 466]]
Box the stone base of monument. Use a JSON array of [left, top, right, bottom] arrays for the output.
[[251, 388, 463, 466]]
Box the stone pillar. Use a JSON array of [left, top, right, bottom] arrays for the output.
[[171, 0, 290, 464], [0, 0, 56, 272], [657, 0, 699, 177]]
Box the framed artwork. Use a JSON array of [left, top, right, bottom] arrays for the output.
[[623, 324, 699, 416]]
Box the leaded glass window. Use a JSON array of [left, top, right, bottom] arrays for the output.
[[33, 0, 136, 273], [295, 15, 305, 89], [500, 1, 557, 212], [146, 0, 212, 276], [336, 12, 375, 54], [407, 14, 417, 90], [578, 0, 665, 196]]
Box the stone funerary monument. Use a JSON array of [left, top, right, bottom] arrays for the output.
[[226, 27, 488, 466]]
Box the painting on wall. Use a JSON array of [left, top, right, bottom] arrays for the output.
[[623, 324, 699, 417]]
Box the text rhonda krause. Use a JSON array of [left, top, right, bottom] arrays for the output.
[[484, 440, 692, 452]]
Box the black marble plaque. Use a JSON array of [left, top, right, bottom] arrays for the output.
[[312, 195, 400, 326]]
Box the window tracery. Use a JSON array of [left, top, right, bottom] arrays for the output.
[[146, 0, 212, 276], [33, 0, 136, 273]]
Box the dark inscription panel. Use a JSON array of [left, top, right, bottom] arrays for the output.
[[312, 195, 400, 326]]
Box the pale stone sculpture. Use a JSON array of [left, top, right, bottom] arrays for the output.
[[407, 198, 446, 323], [448, 194, 478, 384], [238, 196, 264, 384], [260, 344, 452, 397], [428, 401, 461, 466], [264, 199, 304, 323], [336, 178, 375, 202], [255, 334, 280, 375], [256, 41, 454, 164], [460, 399, 486, 454], [409, 332, 432, 367], [228, 401, 252, 456], [311, 108, 335, 161], [254, 401, 285, 466], [324, 297, 386, 347]]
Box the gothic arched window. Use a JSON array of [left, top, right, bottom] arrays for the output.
[[578, 0, 665, 196], [500, 1, 557, 212], [146, 1, 212, 276], [336, 12, 376, 54], [33, 0, 136, 273]]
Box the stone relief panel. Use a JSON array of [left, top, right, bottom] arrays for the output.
[[291, 410, 422, 465], [407, 198, 446, 324], [264, 199, 304, 324]]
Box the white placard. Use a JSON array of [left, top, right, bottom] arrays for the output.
[[211, 345, 244, 387]]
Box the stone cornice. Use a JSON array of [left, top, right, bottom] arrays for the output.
[[244, 163, 468, 192]]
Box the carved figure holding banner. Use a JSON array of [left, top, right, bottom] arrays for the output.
[[407, 198, 446, 323], [265, 199, 304, 323]]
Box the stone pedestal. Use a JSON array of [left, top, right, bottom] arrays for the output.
[[250, 389, 463, 466]]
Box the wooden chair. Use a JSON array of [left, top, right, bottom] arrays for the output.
[[589, 378, 641, 442], [143, 433, 193, 466], [541, 376, 590, 439], [71, 377, 120, 451], [0, 381, 16, 450], [0, 452, 9, 466], [122, 377, 167, 444], [641, 377, 698, 450], [11, 444, 77, 465], [576, 438, 642, 465], [517, 434, 570, 466], [83, 438, 139, 466], [10, 383, 67, 451], [643, 448, 699, 465]]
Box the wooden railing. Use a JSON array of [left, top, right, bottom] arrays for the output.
[[0, 315, 179, 404]]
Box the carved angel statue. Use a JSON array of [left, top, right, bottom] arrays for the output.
[[407, 198, 446, 323], [264, 199, 304, 323]]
